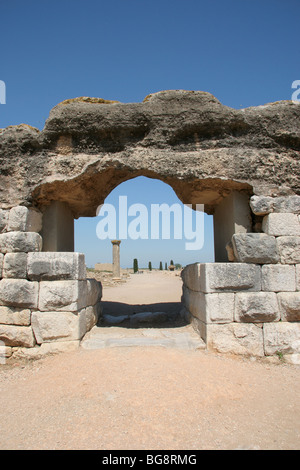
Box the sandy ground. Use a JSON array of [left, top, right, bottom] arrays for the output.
[[100, 270, 183, 317], [0, 271, 299, 450]]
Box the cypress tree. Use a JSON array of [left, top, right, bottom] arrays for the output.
[[133, 258, 138, 273]]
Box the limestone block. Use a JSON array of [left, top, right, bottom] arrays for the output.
[[0, 324, 36, 347], [250, 196, 274, 215], [0, 209, 9, 233], [181, 263, 201, 291], [182, 286, 234, 323], [38, 280, 87, 312], [31, 310, 86, 344], [263, 322, 300, 356], [262, 213, 300, 236], [235, 292, 279, 323], [0, 253, 3, 278], [206, 323, 264, 357], [0, 306, 31, 326], [27, 252, 86, 281], [0, 231, 42, 253], [2, 253, 27, 278], [182, 286, 202, 319], [0, 279, 38, 308], [232, 233, 279, 264], [296, 265, 300, 291], [273, 196, 300, 214], [250, 195, 300, 215], [203, 292, 235, 323], [276, 236, 300, 264], [199, 263, 261, 293], [86, 278, 102, 306], [85, 304, 102, 331], [262, 264, 296, 292], [7, 206, 42, 232], [13, 340, 80, 359], [277, 292, 300, 322]]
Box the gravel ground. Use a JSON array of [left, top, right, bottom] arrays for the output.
[[0, 271, 299, 450], [0, 347, 299, 450]]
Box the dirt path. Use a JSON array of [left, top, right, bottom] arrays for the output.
[[0, 271, 299, 450]]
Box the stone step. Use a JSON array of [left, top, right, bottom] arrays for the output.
[[80, 325, 206, 351]]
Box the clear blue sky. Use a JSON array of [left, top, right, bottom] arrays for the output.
[[1, 0, 299, 267]]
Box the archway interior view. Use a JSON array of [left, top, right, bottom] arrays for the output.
[[74, 176, 215, 329]]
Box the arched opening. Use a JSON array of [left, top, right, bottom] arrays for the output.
[[74, 176, 215, 331], [33, 168, 254, 347]]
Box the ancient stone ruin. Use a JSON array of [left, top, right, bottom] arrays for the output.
[[0, 90, 299, 361]]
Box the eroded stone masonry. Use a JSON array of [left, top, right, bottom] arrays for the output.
[[0, 90, 299, 360]]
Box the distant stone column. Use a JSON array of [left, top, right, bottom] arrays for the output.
[[111, 240, 121, 279]]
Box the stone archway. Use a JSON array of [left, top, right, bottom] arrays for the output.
[[0, 90, 299, 360]]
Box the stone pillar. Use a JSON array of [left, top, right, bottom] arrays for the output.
[[111, 240, 121, 279], [213, 191, 252, 262], [41, 201, 74, 252]]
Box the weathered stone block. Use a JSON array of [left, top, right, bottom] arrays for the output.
[[0, 279, 38, 308], [232, 233, 279, 264], [13, 340, 80, 359], [182, 287, 234, 323], [277, 236, 300, 264], [38, 280, 87, 312], [31, 310, 86, 344], [7, 206, 42, 232], [296, 265, 300, 291], [235, 292, 279, 322], [250, 196, 300, 215], [2, 253, 27, 278], [85, 304, 102, 331], [27, 252, 86, 281], [0, 231, 42, 253], [182, 286, 201, 320], [262, 264, 296, 292], [250, 195, 274, 215], [86, 278, 102, 306], [0, 306, 31, 326], [0, 209, 9, 233], [273, 196, 300, 214], [262, 213, 300, 236], [206, 323, 264, 357], [277, 292, 300, 322], [181, 263, 201, 291], [0, 253, 3, 278], [204, 292, 235, 323], [199, 263, 261, 293], [0, 324, 36, 347], [263, 322, 300, 356]]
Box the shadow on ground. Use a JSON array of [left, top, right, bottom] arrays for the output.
[[98, 301, 187, 329]]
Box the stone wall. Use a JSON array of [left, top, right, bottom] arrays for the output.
[[0, 206, 102, 360], [182, 195, 300, 361]]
